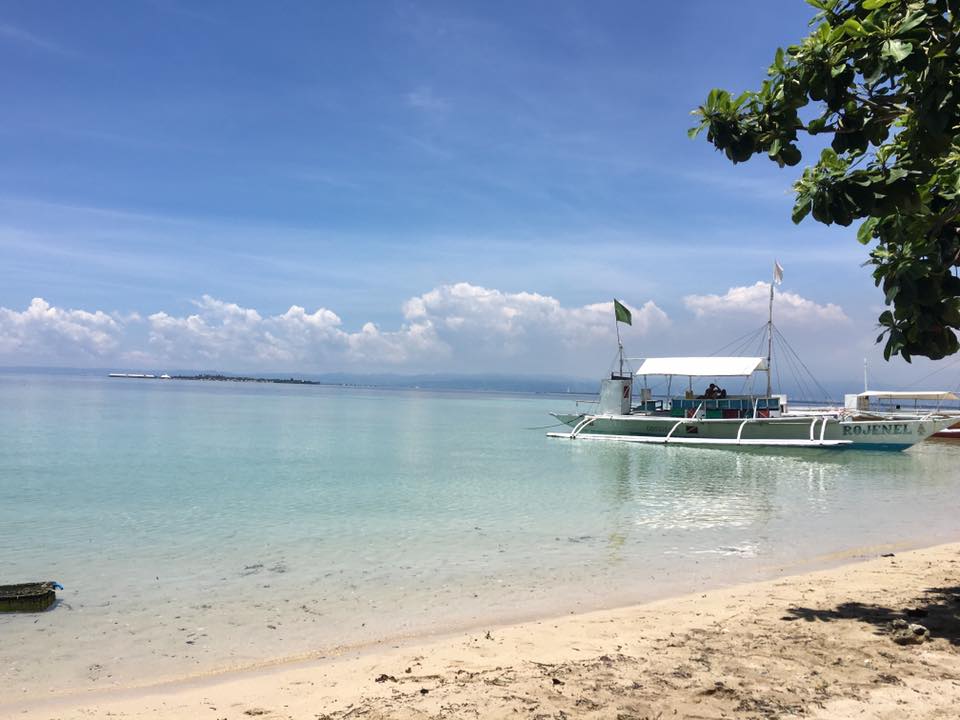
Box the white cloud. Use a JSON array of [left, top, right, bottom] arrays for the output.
[[148, 295, 267, 363], [145, 293, 446, 368], [11, 285, 943, 389], [142, 284, 667, 371], [0, 284, 669, 373], [683, 281, 849, 324], [0, 298, 121, 361], [403, 283, 668, 356]]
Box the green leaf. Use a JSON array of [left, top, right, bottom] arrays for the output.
[[895, 11, 927, 35], [791, 198, 811, 224], [773, 47, 785, 72], [842, 19, 865, 37], [881, 39, 912, 62], [857, 217, 879, 244], [733, 91, 753, 109], [688, 0, 960, 362], [779, 144, 802, 166]]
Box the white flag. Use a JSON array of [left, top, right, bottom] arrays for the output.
[[773, 260, 784, 285]]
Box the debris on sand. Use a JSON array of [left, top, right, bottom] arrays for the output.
[[890, 618, 930, 645]]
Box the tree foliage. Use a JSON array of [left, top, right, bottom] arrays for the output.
[[690, 0, 960, 361]]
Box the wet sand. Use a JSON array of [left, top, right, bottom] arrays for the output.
[[7, 542, 960, 719]]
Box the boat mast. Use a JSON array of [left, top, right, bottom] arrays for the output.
[[863, 358, 868, 392], [766, 268, 775, 397], [616, 321, 624, 377]]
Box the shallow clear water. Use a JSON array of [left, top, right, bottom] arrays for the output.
[[2, 373, 959, 700]]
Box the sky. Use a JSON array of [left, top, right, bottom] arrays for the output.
[[2, 0, 959, 393]]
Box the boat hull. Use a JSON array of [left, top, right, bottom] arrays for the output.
[[932, 421, 960, 439], [549, 413, 953, 450], [0, 582, 58, 613]]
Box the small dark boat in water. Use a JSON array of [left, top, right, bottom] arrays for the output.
[[0, 582, 61, 612]]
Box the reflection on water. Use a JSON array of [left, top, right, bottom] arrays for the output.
[[562, 436, 960, 569], [1, 374, 959, 699]]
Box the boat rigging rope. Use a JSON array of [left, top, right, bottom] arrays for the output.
[[704, 321, 837, 402], [773, 327, 834, 402], [775, 333, 814, 401], [734, 328, 768, 396], [901, 354, 960, 391], [773, 334, 784, 396], [709, 323, 768, 356]]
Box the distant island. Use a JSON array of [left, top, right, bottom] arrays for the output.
[[99, 370, 597, 395], [172, 373, 333, 385]]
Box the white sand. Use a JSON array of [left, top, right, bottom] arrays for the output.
[[6, 543, 960, 719]]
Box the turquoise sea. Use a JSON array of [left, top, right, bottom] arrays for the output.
[[2, 372, 960, 702]]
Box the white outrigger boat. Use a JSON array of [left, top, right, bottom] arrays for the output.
[[548, 266, 955, 451], [548, 357, 955, 450], [843, 391, 960, 440]]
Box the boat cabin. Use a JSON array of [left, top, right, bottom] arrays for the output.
[[598, 356, 785, 419]]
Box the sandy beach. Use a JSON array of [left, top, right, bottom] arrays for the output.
[[5, 542, 959, 720]]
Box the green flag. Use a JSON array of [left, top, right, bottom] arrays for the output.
[[614, 299, 632, 326]]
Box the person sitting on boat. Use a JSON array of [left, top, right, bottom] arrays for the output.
[[701, 383, 719, 399], [719, 387, 727, 399]]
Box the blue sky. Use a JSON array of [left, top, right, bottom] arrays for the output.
[[2, 1, 958, 390]]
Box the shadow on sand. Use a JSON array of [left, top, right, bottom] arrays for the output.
[[784, 585, 960, 645]]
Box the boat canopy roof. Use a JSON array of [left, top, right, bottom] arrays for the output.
[[858, 390, 959, 401], [631, 356, 767, 377]]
